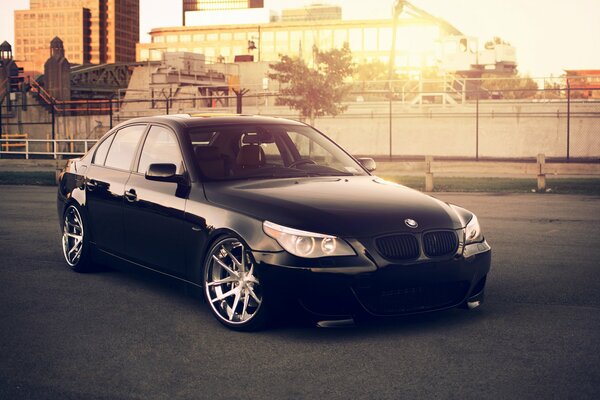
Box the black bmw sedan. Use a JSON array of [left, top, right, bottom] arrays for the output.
[[58, 114, 491, 331]]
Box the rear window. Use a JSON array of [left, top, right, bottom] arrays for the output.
[[92, 134, 115, 166]]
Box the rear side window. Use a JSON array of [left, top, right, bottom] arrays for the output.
[[92, 134, 115, 166], [137, 125, 184, 174], [104, 125, 146, 171]]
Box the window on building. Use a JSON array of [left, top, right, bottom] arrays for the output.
[[275, 31, 288, 44], [150, 50, 163, 61], [364, 28, 377, 51], [261, 31, 274, 53], [333, 29, 347, 48], [378, 27, 392, 51], [232, 46, 243, 56], [318, 30, 333, 49]]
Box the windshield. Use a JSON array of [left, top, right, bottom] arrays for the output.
[[188, 124, 368, 180]]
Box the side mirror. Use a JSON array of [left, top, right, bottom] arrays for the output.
[[357, 157, 376, 172], [145, 163, 187, 184]]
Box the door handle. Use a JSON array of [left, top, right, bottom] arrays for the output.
[[124, 188, 138, 202], [85, 179, 98, 190]]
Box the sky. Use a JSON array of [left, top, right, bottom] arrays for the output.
[[2, 0, 599, 77]]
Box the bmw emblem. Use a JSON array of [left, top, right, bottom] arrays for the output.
[[405, 219, 418, 228]]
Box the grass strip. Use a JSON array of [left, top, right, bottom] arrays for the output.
[[1, 171, 599, 195], [0, 171, 56, 186], [380, 175, 600, 195]]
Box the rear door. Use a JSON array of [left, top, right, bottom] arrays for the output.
[[122, 124, 188, 277], [85, 124, 147, 255]]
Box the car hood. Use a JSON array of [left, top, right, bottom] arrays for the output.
[[203, 176, 463, 238]]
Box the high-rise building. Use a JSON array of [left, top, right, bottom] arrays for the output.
[[183, 0, 264, 12], [183, 0, 264, 25], [14, 0, 139, 74], [282, 4, 342, 22]]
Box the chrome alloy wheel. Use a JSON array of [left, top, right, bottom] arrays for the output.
[[204, 238, 263, 325], [62, 205, 84, 267]]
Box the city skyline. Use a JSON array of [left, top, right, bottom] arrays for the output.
[[2, 0, 599, 77]]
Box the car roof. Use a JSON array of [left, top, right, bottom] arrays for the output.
[[120, 114, 306, 131]]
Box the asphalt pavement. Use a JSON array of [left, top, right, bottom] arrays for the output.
[[0, 186, 599, 399]]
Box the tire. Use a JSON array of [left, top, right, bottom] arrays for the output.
[[61, 204, 93, 272], [203, 235, 269, 331]]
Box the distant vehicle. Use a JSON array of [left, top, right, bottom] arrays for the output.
[[57, 114, 491, 331]]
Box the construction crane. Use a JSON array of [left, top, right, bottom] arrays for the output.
[[387, 0, 405, 86], [387, 1, 462, 83], [386, 0, 516, 83]]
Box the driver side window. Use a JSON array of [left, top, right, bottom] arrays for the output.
[[137, 126, 184, 174]]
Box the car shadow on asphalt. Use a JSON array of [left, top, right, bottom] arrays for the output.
[[83, 258, 496, 338]]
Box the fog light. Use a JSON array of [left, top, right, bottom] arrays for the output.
[[467, 300, 481, 309]]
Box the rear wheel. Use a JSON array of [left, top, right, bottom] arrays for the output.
[[61, 204, 92, 272], [203, 236, 268, 331]]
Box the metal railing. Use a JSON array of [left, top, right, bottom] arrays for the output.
[[0, 138, 97, 159]]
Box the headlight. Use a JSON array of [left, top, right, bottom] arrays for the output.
[[263, 221, 355, 258], [465, 214, 484, 244]]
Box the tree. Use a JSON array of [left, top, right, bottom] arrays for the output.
[[354, 60, 389, 83], [481, 72, 539, 99], [268, 44, 353, 125]]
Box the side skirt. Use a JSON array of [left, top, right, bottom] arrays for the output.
[[91, 245, 203, 297]]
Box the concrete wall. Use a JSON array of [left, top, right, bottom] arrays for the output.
[[1, 93, 111, 154], [312, 101, 599, 159], [2, 94, 599, 159]]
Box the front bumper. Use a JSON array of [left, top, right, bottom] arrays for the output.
[[254, 240, 491, 318]]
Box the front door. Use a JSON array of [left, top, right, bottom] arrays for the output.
[[122, 124, 188, 277]]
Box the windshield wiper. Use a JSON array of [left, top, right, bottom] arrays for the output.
[[232, 171, 311, 180], [303, 171, 354, 177]]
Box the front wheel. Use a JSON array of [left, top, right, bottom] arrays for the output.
[[61, 204, 93, 272], [203, 236, 269, 331]]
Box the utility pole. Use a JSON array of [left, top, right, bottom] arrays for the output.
[[387, 1, 406, 160], [566, 79, 571, 161]]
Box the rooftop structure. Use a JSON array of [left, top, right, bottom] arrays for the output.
[[281, 4, 342, 22]]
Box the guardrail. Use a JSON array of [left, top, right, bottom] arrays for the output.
[[1, 133, 28, 151], [0, 138, 97, 159]]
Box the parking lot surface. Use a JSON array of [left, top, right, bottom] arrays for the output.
[[1, 186, 599, 399]]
